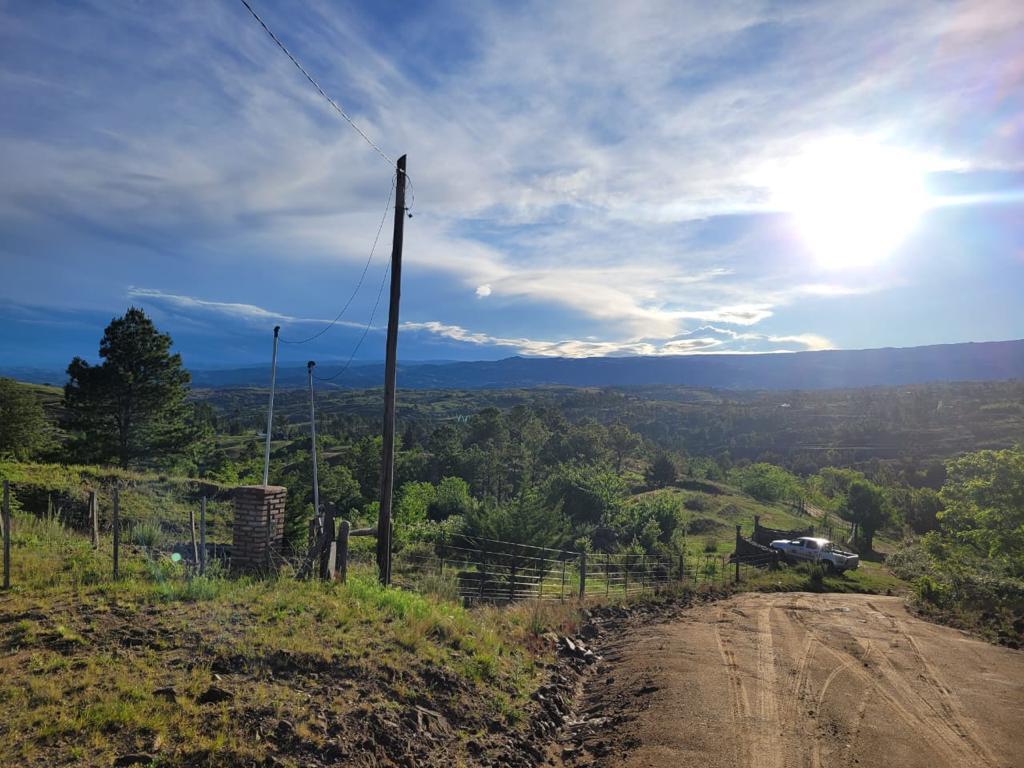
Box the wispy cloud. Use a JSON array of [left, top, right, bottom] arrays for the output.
[[126, 287, 366, 329], [402, 320, 832, 358], [1, 0, 1021, 361]]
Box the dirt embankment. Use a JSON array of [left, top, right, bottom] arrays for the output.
[[558, 592, 1024, 768]]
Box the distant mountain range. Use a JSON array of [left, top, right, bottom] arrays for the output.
[[5, 339, 1022, 392]]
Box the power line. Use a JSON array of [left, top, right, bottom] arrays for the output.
[[280, 174, 395, 345], [237, 0, 394, 166], [314, 259, 392, 383]]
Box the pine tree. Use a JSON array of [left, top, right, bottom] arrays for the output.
[[0, 378, 51, 460], [63, 307, 193, 468]]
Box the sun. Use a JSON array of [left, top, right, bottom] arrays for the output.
[[773, 137, 930, 269]]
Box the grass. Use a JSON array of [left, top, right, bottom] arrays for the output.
[[0, 511, 586, 767], [739, 559, 908, 595]]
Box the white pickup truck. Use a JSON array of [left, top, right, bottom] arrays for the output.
[[769, 536, 859, 572]]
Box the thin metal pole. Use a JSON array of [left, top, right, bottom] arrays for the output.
[[377, 154, 407, 586], [262, 326, 280, 487], [307, 361, 320, 533]]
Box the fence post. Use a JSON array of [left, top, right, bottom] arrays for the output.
[[2, 480, 10, 590], [112, 487, 120, 579], [624, 554, 630, 594], [337, 520, 350, 583], [678, 552, 685, 583], [89, 490, 99, 549], [199, 497, 207, 575], [735, 525, 741, 584], [560, 558, 567, 600], [641, 554, 647, 593], [605, 554, 610, 597], [509, 563, 516, 603], [189, 501, 199, 567], [578, 551, 587, 600]]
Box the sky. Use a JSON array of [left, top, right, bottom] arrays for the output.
[[1, 0, 1022, 372]]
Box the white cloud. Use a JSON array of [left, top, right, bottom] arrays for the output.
[[126, 287, 366, 330], [2, 0, 1019, 353], [402, 319, 831, 358]]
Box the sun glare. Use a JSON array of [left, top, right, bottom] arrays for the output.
[[773, 138, 929, 269]]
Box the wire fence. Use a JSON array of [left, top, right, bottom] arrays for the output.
[[1, 474, 796, 601], [389, 534, 747, 604]]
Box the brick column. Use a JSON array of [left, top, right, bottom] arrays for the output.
[[232, 485, 287, 573]]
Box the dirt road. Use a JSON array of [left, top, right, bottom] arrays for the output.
[[564, 593, 1024, 768]]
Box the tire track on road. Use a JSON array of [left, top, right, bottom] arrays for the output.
[[754, 604, 785, 768], [714, 606, 752, 768]]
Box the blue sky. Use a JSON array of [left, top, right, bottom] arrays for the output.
[[1, 0, 1022, 370]]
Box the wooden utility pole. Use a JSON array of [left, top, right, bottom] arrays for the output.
[[376, 154, 407, 586]]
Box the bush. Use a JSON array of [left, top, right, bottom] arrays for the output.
[[683, 494, 712, 512], [131, 521, 162, 548], [703, 537, 718, 553]]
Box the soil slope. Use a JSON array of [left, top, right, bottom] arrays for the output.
[[563, 592, 1024, 768]]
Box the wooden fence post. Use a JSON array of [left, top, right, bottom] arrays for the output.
[[2, 480, 10, 590], [189, 501, 199, 567], [89, 490, 99, 549], [578, 551, 587, 600], [199, 497, 207, 576], [678, 552, 685, 583], [606, 553, 610, 597], [735, 525, 741, 584], [337, 520, 350, 583], [112, 487, 120, 579]]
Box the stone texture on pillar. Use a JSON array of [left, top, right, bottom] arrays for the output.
[[231, 485, 287, 573]]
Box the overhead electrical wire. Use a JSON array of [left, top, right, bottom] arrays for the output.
[[311, 259, 391, 385], [279, 174, 396, 345], [237, 0, 395, 167]]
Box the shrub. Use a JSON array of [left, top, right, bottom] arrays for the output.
[[683, 494, 712, 512], [131, 521, 162, 548]]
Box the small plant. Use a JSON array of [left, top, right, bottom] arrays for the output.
[[703, 537, 718, 553], [131, 520, 162, 548], [684, 494, 711, 512], [807, 563, 827, 588], [914, 574, 948, 605]]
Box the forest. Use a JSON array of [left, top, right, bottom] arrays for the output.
[[1, 309, 1021, 643]]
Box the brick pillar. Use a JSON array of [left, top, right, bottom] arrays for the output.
[[231, 485, 287, 573]]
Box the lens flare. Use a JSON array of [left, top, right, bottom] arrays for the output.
[[773, 138, 929, 269]]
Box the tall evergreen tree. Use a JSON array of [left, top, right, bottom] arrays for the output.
[[64, 308, 193, 467], [0, 378, 51, 460]]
